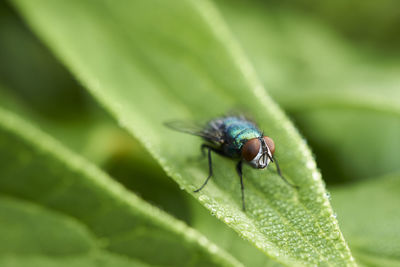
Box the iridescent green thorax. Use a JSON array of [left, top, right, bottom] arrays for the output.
[[208, 116, 262, 157]]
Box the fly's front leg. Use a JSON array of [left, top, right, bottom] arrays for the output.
[[236, 160, 246, 211], [272, 155, 299, 189]]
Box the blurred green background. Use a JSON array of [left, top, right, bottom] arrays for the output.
[[1, 0, 400, 266]]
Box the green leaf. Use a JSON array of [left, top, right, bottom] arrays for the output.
[[0, 83, 142, 170], [0, 195, 149, 267], [0, 1, 127, 166], [0, 1, 87, 118], [292, 111, 400, 184], [0, 107, 241, 267], [215, 0, 400, 183], [0, 5, 192, 221], [87, 117, 276, 265], [331, 173, 400, 265], [188, 197, 283, 267], [273, 0, 400, 51], [12, 0, 355, 265], [0, 196, 94, 256], [0, 255, 146, 267]]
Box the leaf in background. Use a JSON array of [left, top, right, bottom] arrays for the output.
[[0, 84, 116, 164], [12, 0, 355, 265], [0, 196, 148, 267], [292, 111, 400, 184], [331, 173, 400, 266], [270, 0, 400, 51], [0, 1, 87, 118], [0, 84, 192, 223], [0, 107, 241, 267], [0, 0, 133, 166], [104, 148, 193, 224], [215, 0, 400, 184], [0, 255, 145, 267], [0, 2, 192, 223]]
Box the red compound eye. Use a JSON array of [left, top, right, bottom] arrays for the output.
[[263, 136, 275, 155], [241, 138, 261, 161]]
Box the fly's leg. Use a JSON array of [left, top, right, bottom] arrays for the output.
[[236, 160, 246, 211], [200, 143, 208, 158], [272, 155, 299, 189], [194, 144, 217, 193], [187, 145, 206, 162]]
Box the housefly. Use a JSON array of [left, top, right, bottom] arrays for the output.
[[166, 115, 297, 211]]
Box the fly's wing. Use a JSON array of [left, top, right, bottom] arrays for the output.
[[164, 120, 224, 144]]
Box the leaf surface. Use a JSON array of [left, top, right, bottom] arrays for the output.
[[331, 173, 400, 266], [12, 0, 355, 265], [0, 195, 149, 267], [215, 0, 400, 183], [0, 107, 240, 267]]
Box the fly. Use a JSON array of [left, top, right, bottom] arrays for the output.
[[166, 115, 297, 211]]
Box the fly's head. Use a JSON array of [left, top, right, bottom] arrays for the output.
[[241, 136, 275, 169]]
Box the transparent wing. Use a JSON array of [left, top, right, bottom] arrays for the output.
[[164, 120, 223, 144]]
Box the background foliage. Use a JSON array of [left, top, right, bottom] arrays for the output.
[[0, 0, 399, 266]]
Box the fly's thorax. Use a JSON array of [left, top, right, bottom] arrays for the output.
[[241, 137, 275, 169], [229, 128, 261, 149]]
